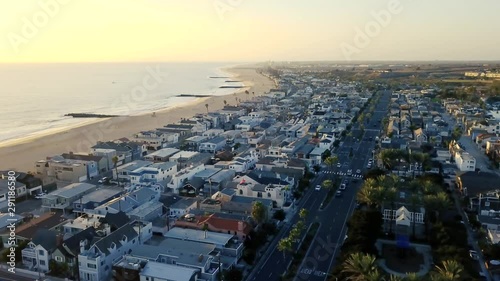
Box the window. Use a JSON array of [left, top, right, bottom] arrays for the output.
[[55, 256, 63, 262], [38, 250, 44, 256], [40, 260, 46, 266], [87, 263, 97, 269]]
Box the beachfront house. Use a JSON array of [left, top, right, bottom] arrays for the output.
[[61, 152, 107, 175], [132, 130, 179, 151], [35, 156, 94, 184], [91, 141, 143, 166], [0, 171, 43, 196]]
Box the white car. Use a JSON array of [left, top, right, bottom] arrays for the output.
[[356, 169, 361, 174], [315, 185, 321, 191], [469, 250, 479, 260], [347, 169, 352, 176], [340, 184, 346, 190], [337, 163, 341, 168]]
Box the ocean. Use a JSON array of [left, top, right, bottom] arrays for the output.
[[0, 62, 243, 144]]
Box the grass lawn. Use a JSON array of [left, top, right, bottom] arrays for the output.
[[382, 244, 424, 274]]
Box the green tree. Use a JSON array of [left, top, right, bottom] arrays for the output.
[[224, 267, 243, 281], [299, 208, 308, 220], [272, 209, 286, 221], [341, 252, 381, 281], [431, 260, 463, 281], [251, 201, 267, 224], [277, 237, 292, 259], [322, 179, 335, 190]]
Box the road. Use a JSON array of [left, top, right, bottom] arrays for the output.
[[295, 90, 392, 281], [246, 90, 392, 281]]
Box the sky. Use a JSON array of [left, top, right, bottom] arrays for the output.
[[1, 0, 499, 63]]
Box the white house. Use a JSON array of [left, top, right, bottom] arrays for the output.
[[129, 162, 177, 189], [78, 221, 152, 281], [235, 178, 289, 208], [199, 137, 226, 154], [21, 229, 61, 273], [167, 164, 206, 193], [455, 151, 476, 172]]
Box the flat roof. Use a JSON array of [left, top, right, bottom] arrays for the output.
[[165, 227, 234, 246], [50, 183, 96, 199], [145, 148, 180, 158], [194, 168, 221, 179], [119, 160, 153, 172], [140, 261, 197, 281], [170, 151, 199, 160], [77, 188, 122, 204]]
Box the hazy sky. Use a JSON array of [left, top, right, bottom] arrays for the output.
[[1, 0, 499, 63]]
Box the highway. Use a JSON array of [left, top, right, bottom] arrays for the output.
[[246, 90, 392, 281]]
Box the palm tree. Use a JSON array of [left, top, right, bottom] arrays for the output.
[[223, 100, 227, 106], [112, 155, 119, 186], [205, 103, 209, 114], [299, 208, 308, 220], [404, 272, 421, 281], [245, 90, 249, 100], [324, 156, 338, 179], [389, 275, 404, 281], [322, 179, 334, 190], [277, 238, 292, 259], [341, 252, 381, 281], [431, 260, 463, 281]]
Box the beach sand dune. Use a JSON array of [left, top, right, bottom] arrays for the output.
[[0, 66, 275, 172]]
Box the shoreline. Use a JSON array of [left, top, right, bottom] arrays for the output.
[[0, 65, 275, 172]]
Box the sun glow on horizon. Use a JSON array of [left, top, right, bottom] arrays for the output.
[[1, 0, 500, 63]]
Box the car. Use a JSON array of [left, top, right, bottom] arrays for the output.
[[315, 185, 321, 191], [340, 184, 346, 190], [469, 250, 479, 260], [335, 191, 342, 197], [347, 169, 352, 176], [337, 163, 341, 168], [356, 169, 361, 174]]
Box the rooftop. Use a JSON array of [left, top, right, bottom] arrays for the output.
[[48, 183, 96, 199], [76, 188, 123, 205], [165, 227, 234, 246], [140, 261, 197, 281]]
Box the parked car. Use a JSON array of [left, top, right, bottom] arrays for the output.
[[315, 185, 321, 191], [469, 250, 479, 260], [340, 184, 346, 190]]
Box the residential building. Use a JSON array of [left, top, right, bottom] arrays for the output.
[[199, 137, 227, 154], [35, 156, 91, 184], [129, 162, 177, 189], [143, 148, 180, 162], [455, 151, 476, 171], [42, 183, 97, 212], [78, 221, 152, 281], [0, 179, 27, 209], [167, 164, 206, 194], [21, 229, 61, 273], [72, 188, 124, 214]]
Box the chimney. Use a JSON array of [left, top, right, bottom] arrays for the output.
[[105, 224, 111, 235], [56, 233, 64, 246], [79, 240, 86, 253]]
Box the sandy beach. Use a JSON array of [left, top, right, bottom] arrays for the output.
[[0, 66, 276, 172]]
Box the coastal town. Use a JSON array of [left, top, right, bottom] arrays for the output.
[[2, 63, 500, 281]]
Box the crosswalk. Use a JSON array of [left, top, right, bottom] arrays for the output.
[[321, 171, 364, 178]]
